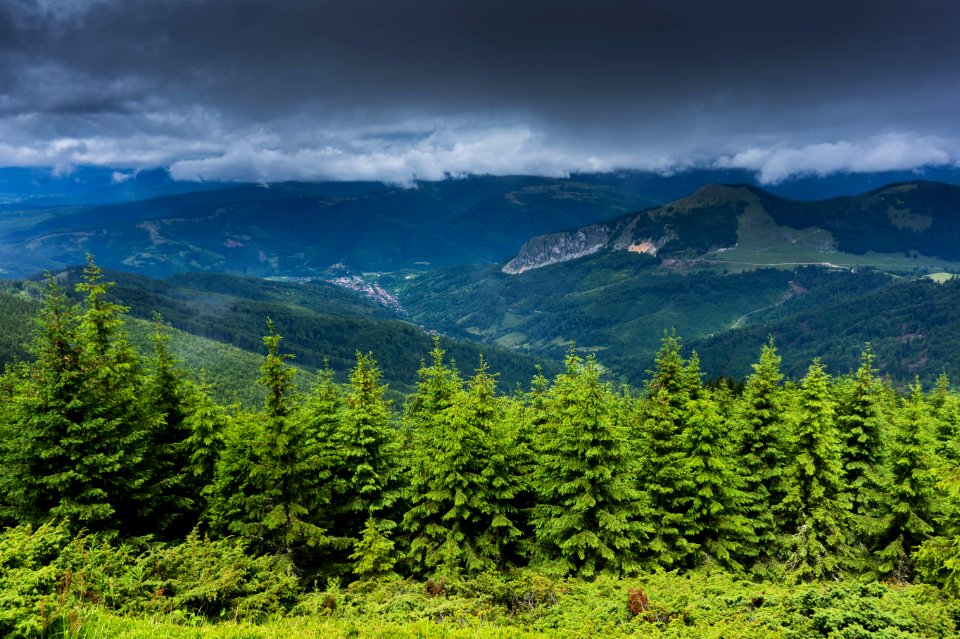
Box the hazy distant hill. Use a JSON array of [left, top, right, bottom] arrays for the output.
[[393, 181, 960, 386], [37, 269, 563, 395], [503, 181, 960, 274], [6, 172, 960, 387], [0, 176, 663, 278], [7, 168, 960, 279]]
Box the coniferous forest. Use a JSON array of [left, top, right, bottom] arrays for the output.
[[3, 259, 960, 638]]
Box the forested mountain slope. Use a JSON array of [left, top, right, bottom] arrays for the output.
[[0, 270, 562, 397], [0, 175, 662, 278], [4, 272, 960, 636], [394, 181, 960, 386]]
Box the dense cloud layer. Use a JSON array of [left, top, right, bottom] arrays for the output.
[[1, 0, 958, 183]]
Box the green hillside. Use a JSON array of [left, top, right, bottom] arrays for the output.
[[2, 269, 564, 397], [691, 275, 960, 385], [0, 176, 663, 278], [392, 181, 960, 386]]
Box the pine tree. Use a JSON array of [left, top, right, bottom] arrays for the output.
[[780, 360, 858, 581], [329, 353, 400, 543], [637, 332, 698, 568], [931, 373, 960, 462], [0, 262, 154, 535], [402, 357, 521, 575], [835, 347, 889, 525], [875, 379, 941, 580], [72, 257, 156, 531], [208, 321, 329, 563], [403, 337, 462, 438], [143, 314, 195, 536], [916, 467, 960, 595], [351, 516, 397, 581], [531, 351, 650, 578], [300, 362, 342, 448], [182, 372, 230, 513], [682, 385, 756, 570], [734, 339, 789, 564]]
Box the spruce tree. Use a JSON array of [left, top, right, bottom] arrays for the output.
[[402, 357, 521, 575], [0, 263, 154, 535], [931, 373, 960, 462], [682, 385, 756, 570], [531, 351, 650, 578], [780, 360, 858, 580], [300, 362, 343, 448], [351, 516, 398, 581], [875, 379, 940, 580], [329, 353, 400, 544], [734, 339, 789, 564], [637, 332, 697, 568], [182, 372, 230, 514], [143, 314, 195, 536], [835, 347, 889, 526], [404, 337, 462, 432], [208, 321, 329, 563]]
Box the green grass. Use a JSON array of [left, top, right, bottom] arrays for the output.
[[703, 205, 960, 275], [53, 572, 960, 639]]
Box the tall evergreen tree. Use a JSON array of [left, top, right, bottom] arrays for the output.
[[681, 385, 756, 570], [780, 360, 858, 581], [402, 357, 521, 575], [403, 337, 462, 436], [875, 379, 941, 581], [734, 339, 789, 564], [931, 373, 960, 463], [329, 353, 399, 542], [531, 351, 650, 577], [835, 347, 889, 526], [0, 262, 154, 535], [208, 321, 329, 564], [637, 332, 697, 568], [143, 314, 195, 536], [300, 362, 343, 448], [182, 372, 230, 515]]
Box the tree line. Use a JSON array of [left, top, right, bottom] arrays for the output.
[[3, 257, 960, 595]]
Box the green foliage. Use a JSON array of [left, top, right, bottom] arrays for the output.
[[402, 354, 522, 575], [0, 260, 155, 535], [531, 350, 650, 578], [143, 314, 197, 536], [182, 374, 231, 507], [331, 352, 399, 531], [780, 360, 859, 580], [208, 322, 330, 563], [6, 265, 960, 637], [0, 521, 72, 638], [77, 267, 565, 398], [733, 339, 789, 562], [836, 347, 890, 525], [680, 386, 756, 570], [695, 274, 960, 388], [636, 333, 698, 568], [0, 522, 300, 637], [875, 379, 942, 580], [350, 517, 398, 581]]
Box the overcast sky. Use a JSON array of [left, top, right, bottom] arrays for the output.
[[1, 0, 958, 184]]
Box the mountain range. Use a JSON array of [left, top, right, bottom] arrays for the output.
[[2, 170, 960, 389], [391, 180, 960, 386]]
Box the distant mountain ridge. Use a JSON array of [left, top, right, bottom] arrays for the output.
[[502, 181, 960, 274], [393, 180, 960, 387], [6, 169, 960, 279], [0, 176, 664, 278]]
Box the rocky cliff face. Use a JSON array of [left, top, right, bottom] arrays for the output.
[[502, 224, 611, 274]]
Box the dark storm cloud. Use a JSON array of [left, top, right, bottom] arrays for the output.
[[0, 0, 958, 182]]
